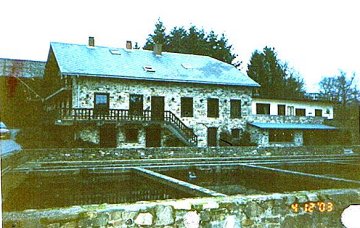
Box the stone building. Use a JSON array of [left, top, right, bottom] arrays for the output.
[[248, 97, 337, 147], [0, 58, 45, 127], [43, 38, 259, 148]]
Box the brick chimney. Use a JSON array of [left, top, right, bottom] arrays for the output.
[[88, 36, 95, 47], [153, 43, 162, 55], [126, 41, 132, 49]]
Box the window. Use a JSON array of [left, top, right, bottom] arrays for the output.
[[181, 97, 193, 117], [143, 66, 155, 72], [295, 108, 306, 116], [315, 109, 323, 117], [231, 129, 240, 139], [278, 105, 285, 116], [129, 94, 143, 115], [256, 103, 270, 114], [287, 106, 294, 116], [230, 99, 241, 118], [269, 130, 293, 142], [125, 128, 139, 143], [94, 93, 109, 115], [207, 98, 219, 117]]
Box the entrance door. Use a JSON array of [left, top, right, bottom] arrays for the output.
[[100, 125, 117, 147], [151, 96, 164, 121], [207, 127, 217, 146], [146, 125, 161, 147]]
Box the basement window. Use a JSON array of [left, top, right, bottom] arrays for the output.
[[231, 129, 240, 139], [143, 66, 155, 72], [125, 128, 139, 143]]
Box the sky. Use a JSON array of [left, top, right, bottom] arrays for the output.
[[0, 0, 359, 92]]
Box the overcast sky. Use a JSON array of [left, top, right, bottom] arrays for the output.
[[1, 0, 359, 92]]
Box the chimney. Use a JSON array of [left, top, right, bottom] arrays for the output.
[[88, 36, 95, 47], [126, 40, 132, 49], [153, 43, 162, 55]]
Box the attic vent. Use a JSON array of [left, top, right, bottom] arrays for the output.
[[182, 63, 193, 69], [109, 49, 121, 55], [143, 66, 155, 72]]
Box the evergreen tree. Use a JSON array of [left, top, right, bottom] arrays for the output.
[[247, 47, 305, 99], [143, 19, 239, 66], [143, 18, 167, 50]]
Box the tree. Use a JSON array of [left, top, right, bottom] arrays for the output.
[[143, 18, 167, 51], [319, 70, 360, 105], [143, 19, 240, 66], [247, 46, 305, 99]]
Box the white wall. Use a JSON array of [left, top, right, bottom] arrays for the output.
[[252, 98, 333, 119]]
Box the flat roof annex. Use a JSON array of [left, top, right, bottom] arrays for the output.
[[50, 42, 260, 87], [249, 122, 337, 130]]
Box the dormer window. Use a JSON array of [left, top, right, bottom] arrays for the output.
[[109, 49, 121, 55], [182, 63, 193, 69], [143, 66, 155, 72]]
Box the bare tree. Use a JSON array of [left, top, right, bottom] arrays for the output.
[[319, 70, 360, 105]]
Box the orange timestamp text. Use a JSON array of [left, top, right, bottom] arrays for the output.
[[291, 202, 334, 213]]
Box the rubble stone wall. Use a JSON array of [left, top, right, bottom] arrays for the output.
[[72, 77, 253, 147], [3, 189, 359, 227]]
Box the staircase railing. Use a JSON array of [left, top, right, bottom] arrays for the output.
[[164, 111, 197, 145], [58, 108, 197, 145]]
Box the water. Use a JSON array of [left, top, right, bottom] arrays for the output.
[[3, 171, 194, 212], [4, 162, 359, 212], [161, 164, 360, 195]]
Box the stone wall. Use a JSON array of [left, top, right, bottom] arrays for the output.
[[3, 188, 359, 227], [12, 145, 360, 163], [72, 77, 253, 147], [248, 127, 303, 147]]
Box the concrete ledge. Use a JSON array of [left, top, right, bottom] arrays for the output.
[[133, 167, 226, 197]]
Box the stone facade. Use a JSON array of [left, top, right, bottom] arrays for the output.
[[71, 77, 253, 147], [3, 188, 359, 227], [247, 114, 322, 147]]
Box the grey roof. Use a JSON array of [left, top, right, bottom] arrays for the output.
[[249, 122, 337, 130], [0, 140, 22, 156], [0, 58, 45, 78], [0, 122, 7, 129], [50, 42, 260, 87]]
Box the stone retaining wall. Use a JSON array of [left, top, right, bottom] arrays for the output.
[[12, 145, 360, 163], [3, 188, 359, 227]]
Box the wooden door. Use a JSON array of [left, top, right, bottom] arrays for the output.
[[151, 96, 164, 121], [207, 127, 217, 147], [100, 124, 117, 147]]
